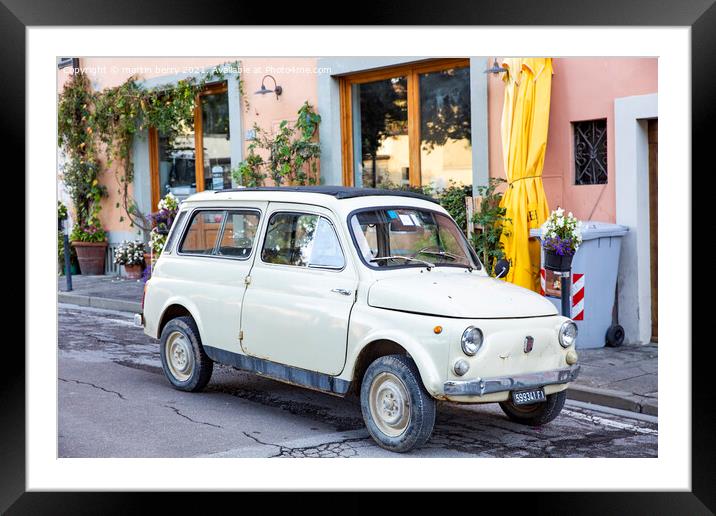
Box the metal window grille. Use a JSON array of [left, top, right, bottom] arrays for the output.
[[574, 119, 608, 185]]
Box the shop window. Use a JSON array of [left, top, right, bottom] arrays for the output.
[[341, 59, 472, 191], [150, 81, 231, 209], [574, 119, 607, 185]]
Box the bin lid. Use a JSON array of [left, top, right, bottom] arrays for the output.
[[530, 220, 629, 241]]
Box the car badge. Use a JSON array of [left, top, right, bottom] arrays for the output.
[[524, 336, 534, 353]]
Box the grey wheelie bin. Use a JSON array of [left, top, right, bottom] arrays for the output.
[[530, 221, 629, 349]]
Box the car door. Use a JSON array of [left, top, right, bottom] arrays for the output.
[[172, 202, 267, 353], [240, 202, 358, 375]]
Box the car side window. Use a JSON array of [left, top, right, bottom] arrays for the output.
[[216, 210, 261, 259], [261, 212, 345, 269], [179, 210, 224, 255]]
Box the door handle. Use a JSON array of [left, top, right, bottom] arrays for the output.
[[330, 288, 353, 296]]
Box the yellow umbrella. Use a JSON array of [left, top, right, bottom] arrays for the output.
[[498, 58, 553, 292]]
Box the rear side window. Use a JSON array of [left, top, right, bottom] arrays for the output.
[[216, 210, 261, 259], [179, 210, 224, 255], [261, 212, 345, 269]]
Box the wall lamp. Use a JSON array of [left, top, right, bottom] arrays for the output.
[[484, 58, 506, 74], [254, 75, 283, 99]]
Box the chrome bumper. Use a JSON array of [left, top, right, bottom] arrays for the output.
[[133, 313, 144, 327], [443, 365, 580, 397]]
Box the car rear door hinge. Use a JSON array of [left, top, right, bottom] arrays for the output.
[[239, 330, 244, 342], [244, 276, 251, 285]]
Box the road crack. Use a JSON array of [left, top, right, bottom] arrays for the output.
[[242, 431, 369, 458], [59, 377, 126, 400], [164, 405, 223, 429]]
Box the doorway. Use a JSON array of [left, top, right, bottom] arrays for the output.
[[648, 119, 658, 343]]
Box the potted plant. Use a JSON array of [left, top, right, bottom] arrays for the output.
[[540, 208, 583, 272], [114, 240, 146, 279], [70, 218, 108, 276]]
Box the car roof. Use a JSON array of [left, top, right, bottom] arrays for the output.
[[181, 186, 446, 219], [201, 186, 438, 203]]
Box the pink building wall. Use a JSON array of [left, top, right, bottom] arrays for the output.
[[487, 57, 658, 222], [57, 57, 318, 233]]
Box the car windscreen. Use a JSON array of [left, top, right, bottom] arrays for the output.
[[349, 207, 480, 270]]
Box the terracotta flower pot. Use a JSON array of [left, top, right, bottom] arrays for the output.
[[71, 241, 108, 276], [124, 263, 143, 280]]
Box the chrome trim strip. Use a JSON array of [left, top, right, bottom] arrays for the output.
[[443, 365, 580, 396]]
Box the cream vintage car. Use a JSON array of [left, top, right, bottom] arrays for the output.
[[138, 186, 580, 452]]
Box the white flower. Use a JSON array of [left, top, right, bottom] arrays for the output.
[[556, 207, 565, 218]]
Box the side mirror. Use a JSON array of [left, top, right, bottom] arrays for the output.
[[494, 259, 510, 279]]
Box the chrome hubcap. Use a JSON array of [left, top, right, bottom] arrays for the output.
[[165, 331, 194, 382], [369, 372, 411, 437]]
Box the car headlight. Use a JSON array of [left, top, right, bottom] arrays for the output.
[[559, 321, 578, 348], [461, 326, 483, 356]]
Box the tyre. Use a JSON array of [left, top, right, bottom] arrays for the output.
[[159, 316, 213, 392], [499, 390, 567, 426], [605, 324, 625, 347], [360, 354, 436, 453]]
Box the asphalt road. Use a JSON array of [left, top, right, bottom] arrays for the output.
[[58, 304, 658, 458]]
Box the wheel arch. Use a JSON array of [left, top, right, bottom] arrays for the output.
[[156, 301, 203, 342], [347, 336, 443, 398]]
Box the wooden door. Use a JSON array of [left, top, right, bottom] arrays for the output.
[[648, 119, 658, 343]]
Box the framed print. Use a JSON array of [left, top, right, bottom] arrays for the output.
[[6, 0, 712, 512]]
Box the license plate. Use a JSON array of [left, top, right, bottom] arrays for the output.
[[512, 388, 546, 405]]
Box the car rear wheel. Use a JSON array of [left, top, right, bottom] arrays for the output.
[[499, 390, 567, 426], [160, 316, 213, 392], [360, 354, 436, 453]]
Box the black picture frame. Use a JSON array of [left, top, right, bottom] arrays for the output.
[[7, 0, 711, 512]]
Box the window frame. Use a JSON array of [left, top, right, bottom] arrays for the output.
[[259, 210, 347, 272], [149, 80, 229, 211], [176, 207, 262, 261], [338, 58, 470, 188]]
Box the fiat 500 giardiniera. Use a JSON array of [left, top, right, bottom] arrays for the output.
[[137, 186, 580, 453]]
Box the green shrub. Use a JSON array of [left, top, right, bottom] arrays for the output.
[[471, 178, 508, 275]]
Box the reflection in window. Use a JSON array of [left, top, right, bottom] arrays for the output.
[[179, 210, 224, 255], [158, 122, 196, 202], [201, 88, 232, 191], [217, 211, 260, 259], [262, 213, 344, 268], [350, 208, 477, 269], [309, 218, 345, 268], [352, 77, 408, 188], [419, 67, 472, 190]]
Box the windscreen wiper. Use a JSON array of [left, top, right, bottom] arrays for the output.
[[369, 255, 434, 270], [413, 249, 475, 271]]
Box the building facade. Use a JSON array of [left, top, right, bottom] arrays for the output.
[[57, 56, 657, 345]]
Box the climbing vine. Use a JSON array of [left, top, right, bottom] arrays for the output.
[[57, 61, 242, 238], [232, 102, 321, 187]]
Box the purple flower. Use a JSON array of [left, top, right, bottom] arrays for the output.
[[543, 235, 577, 256]]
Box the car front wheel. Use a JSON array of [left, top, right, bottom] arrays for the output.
[[159, 316, 213, 392], [499, 389, 567, 426], [360, 354, 436, 453]]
